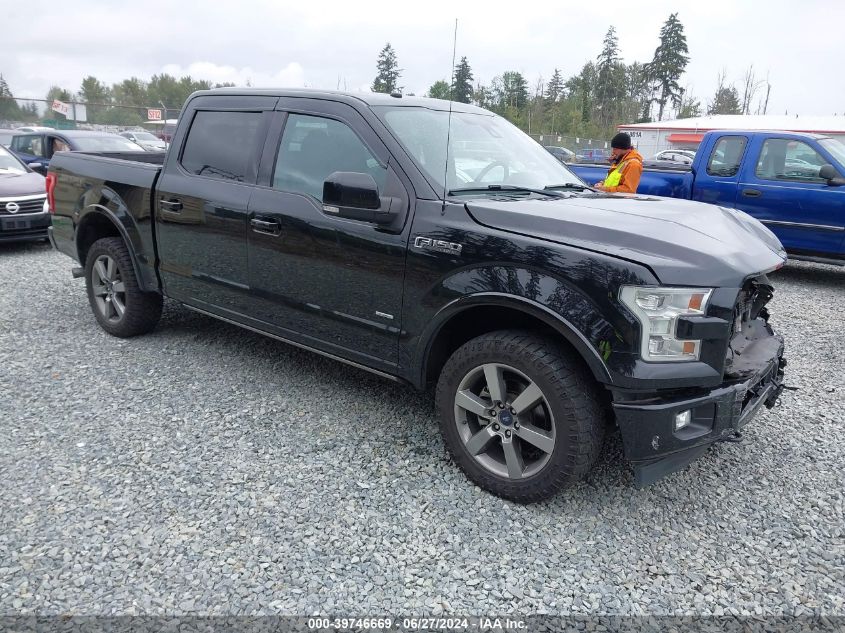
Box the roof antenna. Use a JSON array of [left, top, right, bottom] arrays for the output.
[[442, 18, 458, 214]]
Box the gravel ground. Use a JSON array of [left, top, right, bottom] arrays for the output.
[[1, 242, 843, 617]]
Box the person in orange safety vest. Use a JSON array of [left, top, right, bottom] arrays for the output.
[[594, 132, 643, 193]]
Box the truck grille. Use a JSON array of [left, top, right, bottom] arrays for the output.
[[0, 196, 46, 216]]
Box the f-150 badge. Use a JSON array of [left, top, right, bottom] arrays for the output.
[[413, 236, 463, 255]]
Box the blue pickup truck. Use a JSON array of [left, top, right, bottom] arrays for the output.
[[569, 131, 845, 265]]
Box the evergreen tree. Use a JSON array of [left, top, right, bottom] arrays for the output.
[[111, 77, 148, 108], [566, 62, 597, 124], [648, 13, 689, 120], [545, 68, 564, 103], [79, 76, 111, 122], [707, 86, 741, 114], [501, 71, 528, 109], [371, 43, 401, 94], [427, 80, 451, 100], [595, 26, 625, 125], [0, 74, 22, 120], [451, 57, 474, 104]]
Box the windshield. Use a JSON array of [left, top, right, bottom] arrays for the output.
[[0, 146, 26, 173], [374, 106, 582, 193], [72, 136, 143, 151], [819, 138, 845, 168]]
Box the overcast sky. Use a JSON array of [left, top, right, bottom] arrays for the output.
[[3, 0, 842, 118]]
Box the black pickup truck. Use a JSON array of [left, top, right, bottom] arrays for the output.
[[48, 89, 788, 502]]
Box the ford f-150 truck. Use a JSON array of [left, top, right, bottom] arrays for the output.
[[48, 89, 788, 502], [569, 131, 845, 265]]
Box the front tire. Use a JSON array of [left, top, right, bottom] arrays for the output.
[[435, 330, 605, 503], [84, 237, 162, 337]]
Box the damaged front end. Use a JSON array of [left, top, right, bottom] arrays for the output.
[[612, 274, 787, 486]]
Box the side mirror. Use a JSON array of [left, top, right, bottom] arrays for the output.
[[819, 164, 845, 186], [322, 171, 398, 225], [29, 162, 48, 175]]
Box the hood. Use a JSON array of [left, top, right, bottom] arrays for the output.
[[0, 170, 46, 197], [465, 193, 787, 287]]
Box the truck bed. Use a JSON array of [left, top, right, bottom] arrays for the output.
[[49, 151, 164, 291], [569, 160, 693, 197]]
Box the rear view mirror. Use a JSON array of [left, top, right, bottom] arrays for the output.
[[819, 164, 845, 186], [29, 162, 48, 175]]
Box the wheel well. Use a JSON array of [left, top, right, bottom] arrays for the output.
[[76, 213, 121, 265], [424, 305, 595, 388]]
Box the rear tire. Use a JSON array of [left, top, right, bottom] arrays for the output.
[[435, 330, 605, 503], [84, 237, 162, 337]]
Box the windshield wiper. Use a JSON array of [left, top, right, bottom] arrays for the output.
[[448, 184, 566, 198], [544, 182, 597, 192]]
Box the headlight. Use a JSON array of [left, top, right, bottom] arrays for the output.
[[619, 286, 713, 362]]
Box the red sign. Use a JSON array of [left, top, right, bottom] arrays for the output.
[[147, 109, 162, 121]]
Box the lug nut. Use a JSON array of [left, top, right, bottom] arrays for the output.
[[514, 422, 520, 429], [490, 410, 497, 417], [509, 407, 516, 414], [498, 402, 505, 409], [505, 430, 512, 438], [493, 423, 500, 431]]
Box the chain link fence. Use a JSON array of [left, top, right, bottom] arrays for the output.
[[0, 96, 178, 136], [527, 133, 611, 162]]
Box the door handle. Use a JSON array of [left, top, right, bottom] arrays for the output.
[[160, 199, 183, 212], [250, 217, 282, 236], [741, 189, 762, 198]]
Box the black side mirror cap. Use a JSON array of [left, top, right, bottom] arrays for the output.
[[29, 163, 48, 175], [819, 163, 845, 186], [323, 171, 398, 225]]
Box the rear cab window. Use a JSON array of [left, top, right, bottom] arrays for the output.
[[179, 110, 263, 182], [706, 136, 747, 177]]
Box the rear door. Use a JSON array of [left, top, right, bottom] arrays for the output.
[[691, 134, 749, 206], [735, 136, 845, 257], [245, 99, 412, 369], [154, 97, 276, 314]]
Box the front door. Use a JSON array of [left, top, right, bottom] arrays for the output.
[[155, 103, 275, 314], [246, 102, 411, 369], [736, 137, 845, 257]]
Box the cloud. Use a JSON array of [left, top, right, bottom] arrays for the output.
[[159, 62, 307, 89]]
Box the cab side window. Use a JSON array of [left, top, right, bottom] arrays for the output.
[[755, 139, 826, 183], [706, 136, 747, 177], [273, 114, 386, 201], [13, 135, 44, 157], [180, 110, 262, 182]]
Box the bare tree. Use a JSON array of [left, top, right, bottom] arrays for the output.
[[755, 72, 772, 115], [740, 65, 766, 115]]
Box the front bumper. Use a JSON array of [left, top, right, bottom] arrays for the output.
[[0, 211, 51, 243], [613, 332, 786, 486]]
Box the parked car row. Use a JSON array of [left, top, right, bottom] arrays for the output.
[[543, 145, 612, 164]]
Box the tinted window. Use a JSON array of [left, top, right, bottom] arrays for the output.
[[755, 139, 826, 182], [180, 111, 262, 182], [273, 114, 386, 199], [12, 135, 44, 157], [707, 136, 747, 177]]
